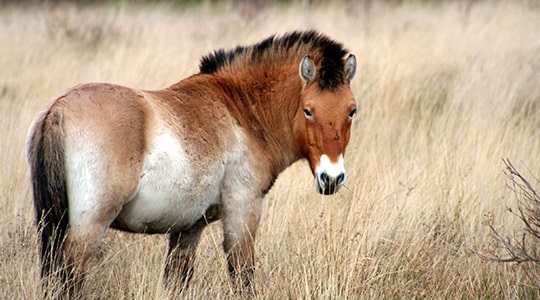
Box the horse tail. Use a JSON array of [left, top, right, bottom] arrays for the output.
[[27, 106, 70, 279]]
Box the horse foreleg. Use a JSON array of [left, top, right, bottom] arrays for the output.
[[222, 201, 262, 289], [164, 220, 206, 291]]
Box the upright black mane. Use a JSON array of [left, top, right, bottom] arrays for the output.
[[199, 30, 349, 90]]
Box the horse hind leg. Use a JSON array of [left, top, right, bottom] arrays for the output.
[[164, 222, 205, 292], [60, 222, 109, 296], [61, 153, 142, 297], [164, 204, 222, 292]]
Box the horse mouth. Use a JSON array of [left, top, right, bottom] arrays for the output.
[[317, 185, 339, 195], [315, 174, 344, 195]]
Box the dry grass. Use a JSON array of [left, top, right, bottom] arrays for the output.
[[1, 1, 539, 298]]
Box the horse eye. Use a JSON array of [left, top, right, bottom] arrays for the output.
[[303, 108, 314, 119], [348, 108, 357, 119]]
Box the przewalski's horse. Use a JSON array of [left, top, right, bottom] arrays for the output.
[[27, 30, 357, 294]]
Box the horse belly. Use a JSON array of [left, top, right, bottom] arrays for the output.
[[113, 133, 224, 233]]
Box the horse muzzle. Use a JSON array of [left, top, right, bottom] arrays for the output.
[[314, 154, 346, 195]]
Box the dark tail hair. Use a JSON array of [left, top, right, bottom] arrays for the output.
[[27, 108, 69, 279]]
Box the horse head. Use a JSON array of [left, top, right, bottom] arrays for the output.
[[296, 54, 357, 195]]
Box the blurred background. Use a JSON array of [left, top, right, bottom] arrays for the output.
[[1, 0, 539, 298]]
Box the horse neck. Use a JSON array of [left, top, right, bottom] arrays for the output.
[[217, 64, 304, 171]]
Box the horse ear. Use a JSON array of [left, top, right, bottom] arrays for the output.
[[299, 55, 316, 84], [344, 54, 356, 82]]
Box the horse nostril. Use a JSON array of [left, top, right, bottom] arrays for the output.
[[319, 172, 329, 186], [336, 173, 345, 186]]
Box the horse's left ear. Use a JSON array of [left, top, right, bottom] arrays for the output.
[[344, 54, 356, 82]]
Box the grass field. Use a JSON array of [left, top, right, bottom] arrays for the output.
[[1, 1, 539, 298]]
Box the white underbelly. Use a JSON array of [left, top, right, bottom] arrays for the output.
[[114, 132, 224, 233]]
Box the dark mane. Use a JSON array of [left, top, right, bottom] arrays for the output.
[[199, 30, 349, 90]]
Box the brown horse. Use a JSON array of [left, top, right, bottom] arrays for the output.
[[27, 30, 357, 295]]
